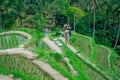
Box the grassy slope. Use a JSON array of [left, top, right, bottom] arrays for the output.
[[95, 45, 110, 69], [3, 28, 78, 80], [18, 28, 81, 80], [70, 32, 120, 80], [0, 55, 53, 80], [0, 28, 120, 80]]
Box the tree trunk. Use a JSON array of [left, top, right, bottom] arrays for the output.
[[0, 11, 2, 31], [67, 17, 70, 25], [20, 16, 23, 27], [103, 14, 107, 40], [114, 22, 120, 49], [93, 5, 96, 38], [73, 15, 76, 32], [29, 0, 31, 4]]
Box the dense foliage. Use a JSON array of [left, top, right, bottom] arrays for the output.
[[0, 0, 119, 53]]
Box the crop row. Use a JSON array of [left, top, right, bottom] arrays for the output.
[[95, 45, 109, 69], [82, 61, 106, 80], [0, 35, 26, 49], [113, 57, 120, 78], [0, 55, 53, 80]]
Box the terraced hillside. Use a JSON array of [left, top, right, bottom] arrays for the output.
[[0, 28, 119, 80], [70, 32, 120, 80]]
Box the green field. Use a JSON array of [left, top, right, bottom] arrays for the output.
[[0, 28, 119, 80]]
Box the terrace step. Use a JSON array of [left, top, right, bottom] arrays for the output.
[[0, 74, 21, 80], [63, 57, 78, 75], [60, 37, 113, 80], [43, 37, 78, 75], [0, 48, 36, 59], [0, 48, 68, 80], [33, 60, 68, 80], [0, 31, 69, 80], [42, 36, 62, 54], [0, 31, 32, 49]]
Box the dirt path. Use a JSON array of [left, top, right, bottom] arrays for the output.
[[0, 48, 36, 59], [43, 37, 77, 75], [0, 75, 14, 80], [0, 74, 21, 80], [42, 37, 62, 54], [33, 60, 68, 80]]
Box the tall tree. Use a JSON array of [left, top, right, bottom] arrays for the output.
[[89, 0, 96, 38], [114, 22, 120, 49], [66, 6, 85, 31]]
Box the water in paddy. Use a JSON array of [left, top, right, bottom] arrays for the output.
[[0, 35, 26, 49]]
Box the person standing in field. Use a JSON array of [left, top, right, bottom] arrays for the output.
[[44, 27, 49, 36], [63, 24, 69, 45], [67, 25, 72, 37]]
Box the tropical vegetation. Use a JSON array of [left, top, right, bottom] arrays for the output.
[[0, 0, 120, 80]]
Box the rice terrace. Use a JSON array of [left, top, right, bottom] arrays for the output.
[[0, 0, 120, 80]]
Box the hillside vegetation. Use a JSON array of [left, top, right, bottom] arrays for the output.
[[0, 28, 119, 80]]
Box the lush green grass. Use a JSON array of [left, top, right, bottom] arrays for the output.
[[69, 32, 119, 79], [10, 28, 44, 47], [60, 40, 107, 80], [70, 32, 96, 62], [82, 61, 107, 80], [0, 55, 53, 80], [16, 29, 76, 80], [33, 48, 75, 80], [61, 44, 90, 80], [27, 40, 76, 80], [95, 45, 109, 69], [70, 33, 91, 56], [111, 53, 120, 78], [0, 28, 119, 80]]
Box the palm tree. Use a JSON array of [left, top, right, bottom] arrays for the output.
[[0, 8, 2, 30], [0, 0, 7, 30], [0, 0, 15, 30]]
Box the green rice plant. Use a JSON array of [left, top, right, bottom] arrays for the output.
[[6, 36, 10, 49], [7, 35, 13, 48], [0, 34, 27, 49], [7, 35, 14, 48], [0, 55, 53, 80], [13, 35, 19, 47], [33, 48, 75, 80], [1, 36, 5, 49], [10, 35, 15, 48], [111, 54, 120, 78], [0, 37, 2, 49], [61, 43, 90, 80], [59, 39, 111, 80], [2, 36, 5, 49], [70, 33, 92, 60], [31, 40, 73, 77], [70, 32, 97, 62], [82, 61, 107, 80], [95, 45, 109, 69], [69, 32, 119, 79], [4, 36, 9, 49]]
